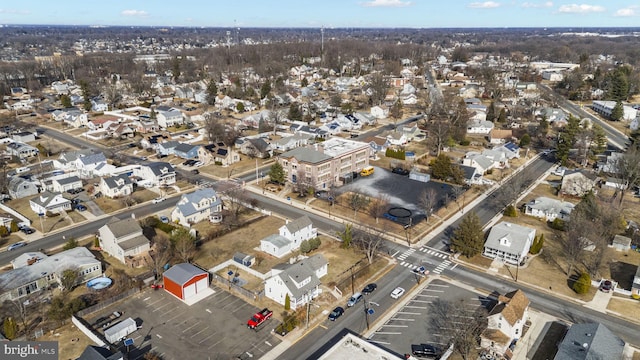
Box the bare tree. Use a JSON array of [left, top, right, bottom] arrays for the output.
[[217, 181, 256, 229], [60, 268, 80, 292], [353, 226, 387, 264], [368, 194, 389, 224], [613, 145, 640, 205], [148, 233, 172, 278], [348, 192, 370, 220], [368, 73, 389, 106], [428, 298, 487, 360], [419, 188, 438, 223]]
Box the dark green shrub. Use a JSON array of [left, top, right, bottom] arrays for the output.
[[572, 272, 591, 294], [550, 218, 565, 231], [504, 205, 518, 217], [385, 148, 406, 160]]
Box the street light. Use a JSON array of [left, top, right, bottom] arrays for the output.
[[363, 299, 379, 330]]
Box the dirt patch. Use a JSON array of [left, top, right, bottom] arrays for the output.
[[609, 262, 637, 290], [39, 322, 94, 360], [607, 297, 640, 314]]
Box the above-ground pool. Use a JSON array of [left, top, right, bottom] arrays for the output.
[[87, 277, 113, 290]]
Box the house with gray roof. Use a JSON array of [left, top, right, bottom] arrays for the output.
[[173, 142, 201, 160], [239, 137, 272, 158], [133, 162, 176, 187], [8, 176, 39, 199], [29, 191, 72, 215], [77, 345, 123, 360], [6, 142, 38, 159], [264, 254, 328, 310], [524, 196, 574, 221], [50, 175, 83, 193], [483, 222, 536, 265], [0, 247, 101, 301], [99, 174, 133, 198], [554, 323, 625, 360], [98, 217, 150, 265], [260, 216, 317, 258], [171, 188, 222, 226]]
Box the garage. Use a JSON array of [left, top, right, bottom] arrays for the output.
[[163, 263, 209, 301]]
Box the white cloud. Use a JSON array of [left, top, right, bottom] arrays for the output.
[[121, 9, 149, 17], [468, 1, 501, 9], [0, 9, 30, 15], [521, 1, 553, 8], [558, 4, 605, 14], [360, 0, 412, 7], [614, 6, 639, 17]]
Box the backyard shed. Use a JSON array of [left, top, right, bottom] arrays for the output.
[[611, 234, 632, 252], [163, 263, 209, 301], [233, 252, 255, 267]]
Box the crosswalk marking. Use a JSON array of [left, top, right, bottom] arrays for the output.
[[432, 260, 451, 274], [397, 248, 416, 261]]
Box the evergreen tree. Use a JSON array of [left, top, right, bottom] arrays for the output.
[[3, 317, 17, 340], [572, 272, 591, 294], [431, 154, 453, 181], [301, 78, 309, 87], [260, 81, 272, 99], [486, 102, 496, 122], [284, 293, 291, 310], [60, 94, 72, 108], [206, 80, 218, 106], [236, 102, 245, 113], [340, 224, 353, 249], [610, 101, 624, 121], [537, 117, 549, 137], [519, 134, 531, 147], [268, 162, 285, 184], [498, 108, 507, 123], [288, 103, 302, 121], [591, 123, 607, 155], [451, 212, 485, 257], [530, 233, 545, 254], [556, 114, 581, 165], [608, 68, 629, 101], [300, 240, 311, 254]]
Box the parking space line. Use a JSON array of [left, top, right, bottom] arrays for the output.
[[390, 318, 415, 321], [182, 321, 201, 333], [146, 298, 164, 306], [152, 302, 172, 312], [428, 284, 450, 287], [198, 332, 217, 344], [397, 312, 421, 315], [191, 326, 210, 338], [220, 297, 242, 309], [391, 250, 399, 257], [143, 297, 151, 301], [415, 294, 438, 297], [422, 289, 445, 292], [381, 324, 409, 327], [410, 299, 433, 303], [404, 305, 427, 309], [369, 340, 391, 345], [375, 332, 402, 335], [208, 337, 225, 349], [164, 311, 187, 324]]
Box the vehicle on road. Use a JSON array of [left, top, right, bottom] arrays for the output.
[[8, 242, 27, 251], [347, 292, 363, 307], [411, 343, 439, 358], [390, 287, 405, 299], [412, 266, 428, 275], [328, 306, 344, 321], [362, 283, 377, 295], [152, 197, 165, 204], [247, 308, 273, 329], [391, 167, 410, 176]]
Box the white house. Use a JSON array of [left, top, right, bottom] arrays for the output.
[[171, 188, 222, 226], [98, 217, 150, 265], [29, 191, 72, 215], [462, 153, 496, 174], [50, 176, 83, 193], [133, 162, 176, 187], [99, 174, 134, 198], [560, 170, 598, 197], [55, 150, 114, 179], [260, 216, 317, 258], [370, 105, 388, 119], [480, 289, 530, 356], [524, 196, 574, 221], [264, 254, 328, 310], [467, 120, 494, 135], [483, 222, 536, 265], [155, 106, 184, 128]]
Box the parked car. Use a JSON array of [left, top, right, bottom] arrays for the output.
[[328, 306, 344, 321], [411, 343, 440, 358], [392, 167, 410, 176], [152, 197, 165, 204], [600, 280, 613, 293], [20, 227, 35, 235], [159, 216, 170, 223], [75, 204, 87, 212], [390, 287, 405, 299], [190, 169, 200, 175], [362, 283, 377, 295], [194, 161, 204, 167], [346, 292, 363, 307], [8, 242, 27, 251]]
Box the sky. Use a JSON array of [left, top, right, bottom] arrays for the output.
[[0, 1, 639, 28]]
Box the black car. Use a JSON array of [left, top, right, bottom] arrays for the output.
[[362, 283, 377, 295], [20, 227, 35, 235], [328, 306, 344, 321], [392, 167, 410, 176], [411, 344, 439, 358]]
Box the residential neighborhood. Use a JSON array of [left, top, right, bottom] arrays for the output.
[[0, 24, 639, 360]]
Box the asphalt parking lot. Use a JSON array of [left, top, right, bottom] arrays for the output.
[[367, 278, 491, 356], [83, 284, 281, 360], [337, 166, 457, 219]]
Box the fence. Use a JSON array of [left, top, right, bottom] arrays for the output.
[[210, 273, 264, 301], [76, 288, 140, 318], [71, 315, 107, 347]]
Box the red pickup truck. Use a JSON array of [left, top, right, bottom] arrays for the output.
[[247, 308, 273, 329]]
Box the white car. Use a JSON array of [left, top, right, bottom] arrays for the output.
[[390, 287, 405, 299], [152, 197, 165, 204]]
